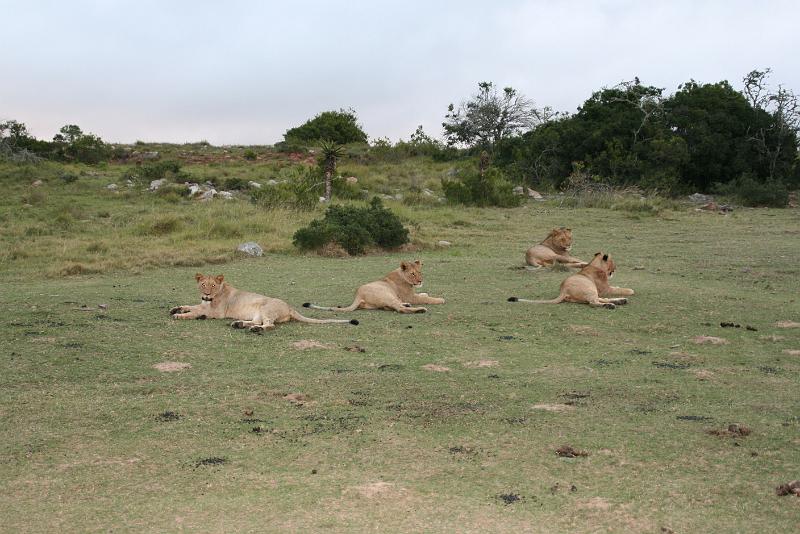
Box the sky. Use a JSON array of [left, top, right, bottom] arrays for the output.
[[3, 0, 799, 145]]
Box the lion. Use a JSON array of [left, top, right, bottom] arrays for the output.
[[525, 227, 587, 269], [170, 273, 358, 333], [509, 252, 634, 309], [303, 260, 445, 314]]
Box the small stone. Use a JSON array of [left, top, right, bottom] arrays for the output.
[[437, 240, 452, 247], [198, 189, 217, 201], [236, 242, 263, 257], [248, 181, 262, 189], [266, 179, 278, 186], [217, 191, 234, 200], [149, 179, 167, 191], [106, 183, 118, 190]]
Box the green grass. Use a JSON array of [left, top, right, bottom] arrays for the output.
[[1, 154, 800, 532]]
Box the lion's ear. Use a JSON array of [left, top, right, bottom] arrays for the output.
[[195, 273, 204, 282], [400, 262, 408, 271], [215, 275, 224, 283], [602, 254, 608, 261], [594, 252, 602, 257], [414, 260, 421, 266], [566, 228, 572, 231]]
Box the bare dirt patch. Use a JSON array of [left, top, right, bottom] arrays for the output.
[[351, 481, 401, 499], [577, 496, 611, 511], [556, 445, 589, 458], [692, 335, 729, 345], [761, 334, 787, 342], [694, 369, 715, 381], [153, 361, 191, 372], [532, 403, 575, 412], [783, 349, 800, 356], [292, 340, 333, 350], [422, 364, 450, 372], [463, 359, 499, 368], [568, 324, 599, 336], [775, 321, 800, 328], [283, 393, 311, 406]]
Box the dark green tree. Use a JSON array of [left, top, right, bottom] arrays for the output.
[[284, 108, 367, 145]]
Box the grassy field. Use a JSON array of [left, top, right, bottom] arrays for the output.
[[1, 155, 799, 532]]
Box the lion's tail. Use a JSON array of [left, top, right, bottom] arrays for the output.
[[507, 294, 565, 304], [302, 298, 360, 312], [291, 309, 359, 325]]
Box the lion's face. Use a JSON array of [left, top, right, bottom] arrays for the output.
[[399, 260, 424, 287], [589, 253, 616, 278], [195, 273, 225, 302], [550, 227, 574, 251]]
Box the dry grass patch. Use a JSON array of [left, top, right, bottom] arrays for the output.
[[152, 361, 191, 372]]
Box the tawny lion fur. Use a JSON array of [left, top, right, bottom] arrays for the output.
[[510, 252, 634, 309], [170, 273, 357, 333], [525, 227, 587, 269], [303, 260, 445, 314]]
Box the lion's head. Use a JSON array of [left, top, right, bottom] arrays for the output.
[[589, 253, 616, 278], [399, 260, 424, 287], [547, 227, 574, 251], [195, 273, 225, 302]]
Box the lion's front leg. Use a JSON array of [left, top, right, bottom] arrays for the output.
[[603, 286, 635, 297], [409, 293, 445, 305], [554, 254, 587, 268], [170, 304, 209, 320]]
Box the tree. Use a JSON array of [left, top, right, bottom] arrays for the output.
[[284, 109, 368, 145], [319, 140, 344, 202], [742, 68, 799, 181], [53, 124, 109, 163], [443, 82, 543, 150]]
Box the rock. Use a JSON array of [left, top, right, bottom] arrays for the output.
[[141, 151, 160, 160], [422, 188, 435, 196], [217, 191, 234, 200], [266, 179, 278, 186], [512, 185, 525, 195], [149, 179, 167, 191], [186, 183, 202, 196], [106, 183, 118, 190], [319, 196, 327, 203], [437, 240, 452, 247], [527, 188, 543, 200], [125, 180, 134, 187], [236, 242, 263, 257], [248, 181, 262, 189], [393, 193, 403, 201], [446, 168, 457, 177], [688, 193, 713, 203], [198, 189, 217, 201], [346, 176, 358, 184], [31, 180, 43, 187]]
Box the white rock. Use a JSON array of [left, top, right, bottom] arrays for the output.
[[512, 185, 524, 195], [267, 179, 278, 186], [198, 189, 217, 201], [236, 242, 263, 257], [218, 191, 234, 200], [437, 240, 452, 247], [186, 183, 202, 196], [149, 179, 167, 191], [422, 188, 434, 196], [248, 181, 262, 189], [527, 188, 543, 200], [31, 180, 43, 187], [106, 183, 118, 190]]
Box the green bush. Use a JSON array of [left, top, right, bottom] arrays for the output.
[[220, 176, 249, 190], [243, 149, 257, 161], [713, 174, 789, 207], [59, 171, 79, 183], [293, 197, 409, 255], [134, 160, 184, 181], [284, 109, 368, 145], [442, 167, 523, 207]]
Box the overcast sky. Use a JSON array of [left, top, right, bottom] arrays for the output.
[[3, 0, 798, 145]]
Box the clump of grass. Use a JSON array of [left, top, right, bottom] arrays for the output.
[[140, 215, 183, 236]]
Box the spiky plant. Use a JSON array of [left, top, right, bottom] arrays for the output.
[[319, 140, 345, 201]]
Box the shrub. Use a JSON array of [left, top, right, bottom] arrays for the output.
[[134, 160, 184, 181], [59, 171, 79, 183], [251, 168, 320, 210], [243, 149, 257, 161], [220, 176, 249, 191], [284, 109, 368, 145], [293, 197, 409, 255], [442, 167, 522, 207], [713, 174, 789, 207]]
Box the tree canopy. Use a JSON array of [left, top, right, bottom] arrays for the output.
[[284, 109, 368, 145]]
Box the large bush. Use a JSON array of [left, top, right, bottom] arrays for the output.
[[284, 109, 368, 145], [713, 174, 789, 207], [442, 167, 523, 207], [293, 197, 409, 255]]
